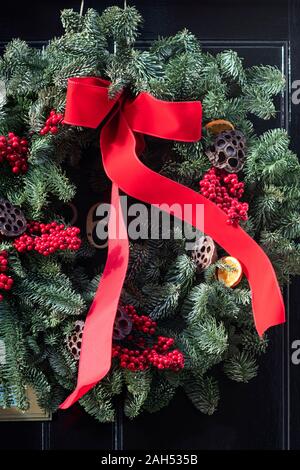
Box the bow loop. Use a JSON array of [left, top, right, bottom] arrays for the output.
[[64, 78, 117, 129], [123, 92, 202, 141]]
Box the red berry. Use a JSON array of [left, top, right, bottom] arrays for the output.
[[40, 111, 63, 136]]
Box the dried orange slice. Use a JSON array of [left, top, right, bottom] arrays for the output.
[[205, 119, 234, 135], [217, 256, 243, 287]]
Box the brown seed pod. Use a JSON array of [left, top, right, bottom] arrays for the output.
[[191, 235, 217, 271], [205, 119, 234, 135], [113, 306, 133, 341], [67, 320, 85, 361], [0, 198, 27, 237], [206, 130, 246, 173]]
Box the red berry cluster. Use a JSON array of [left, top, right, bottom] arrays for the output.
[[0, 251, 13, 301], [129, 305, 157, 335], [0, 133, 29, 175], [199, 167, 248, 225], [40, 110, 64, 135], [147, 338, 184, 371], [112, 305, 184, 372], [13, 221, 81, 256]]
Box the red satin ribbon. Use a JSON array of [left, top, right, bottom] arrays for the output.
[[60, 77, 285, 409]]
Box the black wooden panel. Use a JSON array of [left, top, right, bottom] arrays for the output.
[[0, 422, 44, 449], [287, 0, 300, 451], [50, 405, 113, 450], [0, 0, 289, 43]]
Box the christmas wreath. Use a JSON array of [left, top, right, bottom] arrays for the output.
[[0, 6, 299, 422]]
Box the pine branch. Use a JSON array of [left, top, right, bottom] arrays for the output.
[[224, 351, 258, 382], [184, 374, 219, 415]]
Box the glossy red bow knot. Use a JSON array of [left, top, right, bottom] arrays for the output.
[[60, 77, 285, 409]]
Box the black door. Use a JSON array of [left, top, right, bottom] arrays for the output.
[[0, 0, 299, 450]]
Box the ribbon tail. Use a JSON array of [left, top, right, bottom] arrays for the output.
[[101, 113, 285, 338], [60, 183, 129, 409]]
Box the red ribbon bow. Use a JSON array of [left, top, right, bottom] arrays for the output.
[[60, 77, 285, 409]]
